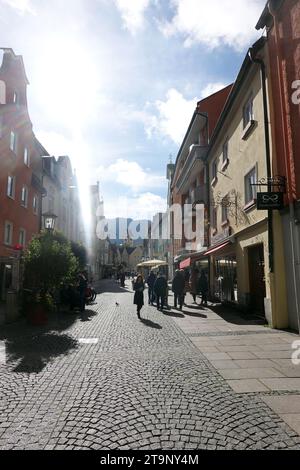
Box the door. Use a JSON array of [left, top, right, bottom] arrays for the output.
[[248, 244, 266, 316]]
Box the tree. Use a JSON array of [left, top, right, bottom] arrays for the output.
[[23, 231, 79, 293]]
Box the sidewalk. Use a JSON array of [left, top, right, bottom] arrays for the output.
[[172, 293, 300, 436]]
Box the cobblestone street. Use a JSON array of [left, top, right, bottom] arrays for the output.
[[1, 280, 300, 450]]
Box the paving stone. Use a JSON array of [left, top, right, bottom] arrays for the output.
[[0, 280, 299, 450]]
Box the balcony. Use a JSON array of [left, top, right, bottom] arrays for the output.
[[176, 145, 208, 191], [191, 185, 208, 206]]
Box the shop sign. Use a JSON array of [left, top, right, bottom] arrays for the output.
[[211, 227, 231, 247], [257, 192, 284, 210]]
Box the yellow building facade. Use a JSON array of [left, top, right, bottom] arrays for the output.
[[206, 41, 288, 328]]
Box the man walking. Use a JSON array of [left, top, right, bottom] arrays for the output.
[[172, 270, 185, 310], [154, 272, 168, 311], [198, 271, 209, 306], [147, 270, 156, 305]]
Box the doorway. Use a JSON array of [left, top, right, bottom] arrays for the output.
[[248, 244, 266, 316]]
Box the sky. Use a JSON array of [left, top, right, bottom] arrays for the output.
[[0, 0, 266, 221]]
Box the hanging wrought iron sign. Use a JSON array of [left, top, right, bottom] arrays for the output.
[[251, 175, 286, 211], [257, 192, 284, 210]]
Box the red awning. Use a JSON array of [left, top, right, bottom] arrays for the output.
[[180, 257, 191, 269], [205, 242, 231, 256]]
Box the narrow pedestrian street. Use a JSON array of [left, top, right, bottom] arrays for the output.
[[0, 280, 300, 450]]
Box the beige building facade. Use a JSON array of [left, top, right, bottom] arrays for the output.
[[206, 39, 288, 328]]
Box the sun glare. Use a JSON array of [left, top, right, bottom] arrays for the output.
[[35, 36, 99, 250], [36, 36, 99, 129]]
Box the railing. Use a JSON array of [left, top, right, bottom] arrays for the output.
[[191, 185, 208, 206]]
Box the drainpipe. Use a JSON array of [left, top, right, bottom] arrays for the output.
[[248, 48, 274, 274], [267, 1, 300, 334]]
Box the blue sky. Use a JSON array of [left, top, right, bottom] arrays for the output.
[[0, 0, 266, 220]]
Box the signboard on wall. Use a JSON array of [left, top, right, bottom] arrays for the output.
[[257, 192, 284, 211]]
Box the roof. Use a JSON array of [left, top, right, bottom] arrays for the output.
[[34, 135, 50, 156], [256, 0, 284, 30]]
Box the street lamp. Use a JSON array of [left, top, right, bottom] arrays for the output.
[[42, 212, 58, 232]]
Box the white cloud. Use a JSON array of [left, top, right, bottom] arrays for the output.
[[35, 131, 75, 158], [2, 0, 36, 14], [160, 0, 265, 51], [113, 0, 150, 34], [147, 88, 197, 145], [97, 159, 166, 191], [201, 82, 228, 99], [104, 192, 167, 220]]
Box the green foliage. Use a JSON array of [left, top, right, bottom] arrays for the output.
[[24, 231, 79, 293], [70, 241, 87, 270]]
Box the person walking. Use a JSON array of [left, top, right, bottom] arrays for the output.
[[120, 271, 126, 288], [147, 270, 156, 305], [154, 272, 168, 311], [133, 274, 145, 319], [172, 270, 185, 310], [78, 271, 88, 313], [198, 271, 209, 306], [190, 268, 199, 304]]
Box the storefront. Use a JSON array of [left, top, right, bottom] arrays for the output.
[[206, 240, 237, 304]]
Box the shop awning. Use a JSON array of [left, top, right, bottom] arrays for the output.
[[205, 242, 231, 256], [180, 257, 191, 269]]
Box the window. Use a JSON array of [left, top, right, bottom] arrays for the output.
[[7, 176, 15, 198], [21, 186, 28, 207], [212, 159, 218, 181], [245, 167, 257, 205], [19, 229, 26, 247], [222, 139, 229, 165], [33, 195, 38, 215], [10, 131, 18, 153], [13, 92, 18, 104], [243, 95, 254, 129], [24, 147, 30, 166], [222, 196, 229, 223], [212, 207, 218, 230], [4, 221, 13, 246]]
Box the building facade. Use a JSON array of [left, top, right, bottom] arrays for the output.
[[167, 86, 232, 278], [0, 49, 46, 322], [206, 38, 288, 328], [42, 155, 82, 244], [256, 0, 300, 331]]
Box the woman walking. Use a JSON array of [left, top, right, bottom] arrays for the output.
[[190, 268, 199, 304], [133, 274, 145, 319]]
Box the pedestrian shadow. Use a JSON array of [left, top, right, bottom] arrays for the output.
[[181, 311, 208, 319], [80, 309, 97, 322], [140, 318, 162, 329], [6, 332, 79, 374], [162, 310, 185, 318]]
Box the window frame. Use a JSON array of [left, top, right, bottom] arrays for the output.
[[7, 175, 15, 199], [4, 221, 13, 246], [244, 166, 257, 207], [10, 131, 18, 154], [33, 195, 39, 215], [24, 147, 30, 167], [21, 185, 28, 208], [221, 196, 229, 224], [243, 94, 254, 130], [19, 228, 26, 247]]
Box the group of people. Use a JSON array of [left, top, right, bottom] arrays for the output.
[[60, 271, 95, 313], [172, 268, 208, 311], [133, 271, 168, 319], [132, 267, 209, 320]]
